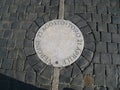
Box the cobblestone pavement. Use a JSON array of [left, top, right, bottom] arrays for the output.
[[0, 0, 120, 90]]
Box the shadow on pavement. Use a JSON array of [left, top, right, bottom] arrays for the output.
[[0, 73, 47, 90]]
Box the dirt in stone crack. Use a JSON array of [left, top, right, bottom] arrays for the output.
[[83, 74, 94, 87]]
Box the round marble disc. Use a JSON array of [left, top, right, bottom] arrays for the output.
[[34, 20, 84, 67]]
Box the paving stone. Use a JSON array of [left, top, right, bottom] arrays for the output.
[[8, 5, 18, 13], [58, 84, 69, 90], [43, 14, 50, 23], [108, 43, 118, 53], [18, 13, 26, 21], [112, 16, 120, 24], [7, 39, 15, 49], [71, 74, 83, 86], [80, 13, 92, 22], [0, 30, 4, 38], [15, 39, 24, 48], [26, 31, 35, 40], [108, 24, 117, 33], [75, 5, 86, 13], [0, 5, 9, 14], [35, 6, 44, 14], [76, 56, 89, 70], [2, 22, 11, 29], [1, 13, 10, 21], [50, 0, 59, 6], [1, 58, 13, 69], [83, 64, 93, 74], [26, 54, 39, 66], [24, 47, 36, 56], [11, 21, 21, 29], [5, 70, 15, 79], [35, 17, 44, 27], [9, 13, 18, 21], [0, 48, 8, 58], [101, 32, 111, 42], [13, 30, 26, 40], [0, 58, 2, 68], [28, 22, 39, 33], [82, 49, 93, 61], [80, 25, 92, 35], [97, 4, 107, 14], [66, 15, 81, 24], [26, 5, 35, 13], [18, 49, 26, 60], [17, 5, 27, 13], [0, 38, 7, 47], [40, 66, 53, 80], [101, 53, 111, 64], [70, 86, 83, 90], [8, 49, 18, 59], [33, 62, 46, 73], [83, 87, 94, 90], [92, 14, 102, 22], [72, 64, 81, 78], [24, 39, 33, 47], [15, 71, 26, 82], [93, 31, 100, 41], [102, 14, 111, 23], [110, 0, 119, 7], [25, 71, 36, 85], [112, 33, 120, 43], [26, 13, 37, 21], [50, 6, 58, 20], [106, 65, 117, 88], [60, 66, 72, 83], [93, 52, 100, 63], [37, 76, 51, 85], [112, 54, 120, 64], [9, 5, 18, 13], [94, 86, 107, 90], [84, 42, 95, 52], [96, 42, 107, 53], [92, 0, 100, 6], [94, 64, 105, 86], [21, 21, 32, 30], [87, 6, 96, 13], [3, 30, 13, 38], [76, 20, 87, 29], [84, 33, 95, 43], [83, 0, 92, 6], [13, 56, 25, 71], [98, 22, 107, 32]]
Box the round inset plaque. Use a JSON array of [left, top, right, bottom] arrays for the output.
[[34, 20, 84, 67]]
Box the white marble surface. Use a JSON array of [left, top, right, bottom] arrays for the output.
[[34, 20, 84, 67]]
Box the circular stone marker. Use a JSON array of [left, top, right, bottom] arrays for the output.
[[34, 20, 84, 67]]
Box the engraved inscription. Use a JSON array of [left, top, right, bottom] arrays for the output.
[[34, 20, 84, 67]]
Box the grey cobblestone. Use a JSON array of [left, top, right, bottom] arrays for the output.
[[93, 52, 100, 63], [92, 14, 102, 22], [60, 66, 72, 83], [94, 64, 105, 86], [15, 71, 26, 82], [82, 49, 93, 61], [98, 23, 107, 32], [108, 43, 118, 53], [101, 32, 111, 42], [101, 53, 111, 64], [25, 71, 36, 85], [97, 4, 107, 14], [108, 24, 117, 33], [40, 66, 53, 80], [102, 14, 111, 23], [112, 54, 120, 65], [72, 64, 81, 78], [106, 65, 117, 88], [8, 49, 18, 59], [1, 58, 13, 69], [112, 33, 120, 43], [3, 30, 13, 38], [0, 48, 8, 58], [112, 16, 120, 24], [96, 42, 107, 53]]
